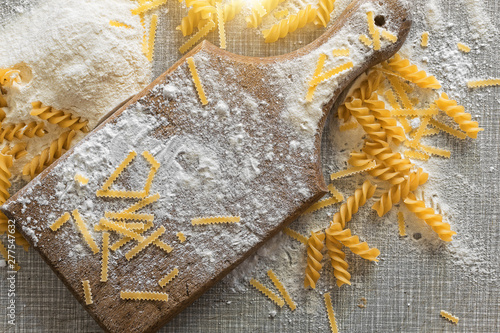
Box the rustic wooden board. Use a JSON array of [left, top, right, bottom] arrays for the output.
[[1, 1, 410, 332]]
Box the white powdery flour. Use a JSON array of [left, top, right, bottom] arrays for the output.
[[0, 0, 151, 177]]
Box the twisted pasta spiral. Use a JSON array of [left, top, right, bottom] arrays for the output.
[[0, 153, 13, 203], [246, 0, 283, 28], [324, 232, 351, 287], [223, 0, 242, 21], [338, 71, 382, 122], [331, 180, 376, 229], [263, 5, 317, 43], [185, 0, 216, 19], [344, 98, 387, 142], [363, 93, 406, 144], [435, 93, 483, 139], [348, 151, 405, 185], [2, 142, 28, 160], [22, 130, 76, 179], [177, 9, 206, 36], [372, 168, 429, 217], [404, 193, 456, 241], [386, 54, 441, 89], [304, 230, 325, 289], [314, 0, 335, 27], [0, 122, 46, 143], [362, 140, 412, 174], [327, 222, 380, 261], [31, 101, 88, 132]]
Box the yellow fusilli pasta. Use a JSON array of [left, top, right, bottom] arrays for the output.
[[435, 93, 483, 138], [0, 122, 46, 143], [325, 233, 350, 287], [31, 101, 88, 132], [329, 180, 376, 229], [223, 0, 242, 21], [363, 93, 406, 144], [327, 221, 380, 261], [304, 231, 325, 289], [246, 0, 283, 28], [404, 193, 456, 241], [338, 71, 382, 122], [262, 5, 317, 43], [22, 130, 76, 179], [386, 54, 441, 89], [343, 98, 387, 142], [179, 20, 216, 54], [314, 0, 336, 27], [0, 68, 21, 87]]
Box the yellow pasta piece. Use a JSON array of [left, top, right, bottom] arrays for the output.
[[435, 93, 483, 138], [404, 150, 429, 161], [105, 211, 154, 222], [421, 31, 429, 47], [140, 14, 148, 54], [177, 9, 205, 37], [440, 310, 459, 324], [418, 144, 451, 158], [262, 5, 317, 43], [121, 193, 160, 214], [359, 34, 372, 46], [314, 0, 335, 27], [283, 227, 308, 244], [457, 42, 470, 53], [179, 20, 215, 54], [72, 209, 100, 254], [101, 232, 110, 282], [274, 9, 288, 19], [31, 101, 88, 132], [330, 160, 376, 180], [0, 122, 46, 143], [331, 48, 349, 57], [404, 193, 456, 241], [82, 280, 93, 305], [216, 2, 226, 49], [339, 121, 358, 131], [246, 0, 284, 28], [301, 196, 340, 215], [398, 211, 406, 236], [120, 290, 169, 302], [223, 0, 242, 22], [423, 127, 440, 136], [131, 0, 168, 15], [306, 53, 326, 102], [428, 118, 466, 140], [386, 54, 441, 89], [109, 20, 132, 29], [267, 269, 296, 311], [101, 151, 137, 191], [96, 189, 146, 199], [50, 212, 71, 231], [159, 268, 179, 287], [384, 89, 412, 133], [467, 79, 500, 88], [386, 75, 413, 110], [381, 29, 397, 43], [309, 62, 353, 87], [329, 180, 376, 228], [95, 220, 145, 231], [176, 232, 186, 243], [325, 233, 350, 287], [1, 142, 28, 160], [327, 221, 380, 261], [363, 93, 406, 144], [304, 231, 324, 289], [249, 278, 284, 307], [327, 184, 344, 201], [187, 57, 209, 105], [99, 219, 144, 240], [390, 106, 438, 117], [324, 293, 339, 333], [125, 226, 166, 260], [338, 71, 382, 122], [191, 215, 240, 225], [366, 11, 380, 50], [147, 14, 158, 62], [74, 174, 89, 185], [0, 68, 21, 87]]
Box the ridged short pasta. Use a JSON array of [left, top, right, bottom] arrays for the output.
[[338, 71, 382, 122], [0, 122, 46, 142], [435, 93, 483, 139], [262, 5, 317, 43], [330, 180, 376, 229], [246, 0, 283, 28], [363, 93, 406, 144], [328, 222, 380, 261], [304, 231, 325, 289], [31, 101, 88, 132], [386, 54, 441, 89], [324, 230, 350, 287], [314, 0, 335, 27]]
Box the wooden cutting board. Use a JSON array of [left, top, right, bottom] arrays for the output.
[[2, 1, 410, 332]]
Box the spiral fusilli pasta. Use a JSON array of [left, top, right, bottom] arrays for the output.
[[330, 180, 376, 229], [314, 0, 335, 27], [22, 130, 76, 179], [363, 93, 406, 144], [327, 221, 380, 261], [338, 71, 382, 122], [0, 68, 21, 87], [0, 122, 46, 143], [246, 0, 283, 28], [262, 5, 317, 43], [31, 101, 88, 132], [223, 0, 242, 21], [386, 54, 441, 89], [348, 151, 405, 185], [325, 230, 350, 287], [362, 140, 412, 174], [343, 98, 387, 142], [404, 193, 456, 241], [435, 93, 483, 139], [304, 230, 325, 289]]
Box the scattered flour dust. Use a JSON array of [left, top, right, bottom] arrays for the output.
[[0, 0, 151, 178]]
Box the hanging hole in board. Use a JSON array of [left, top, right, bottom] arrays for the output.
[[374, 15, 385, 27]]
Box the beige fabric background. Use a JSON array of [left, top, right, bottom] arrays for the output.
[[1, 0, 499, 332]]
